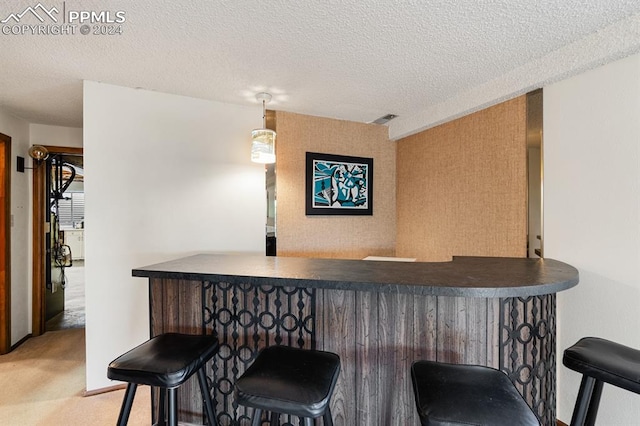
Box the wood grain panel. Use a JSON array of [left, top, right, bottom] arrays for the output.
[[177, 280, 204, 424], [163, 278, 180, 332], [149, 278, 164, 335], [486, 297, 501, 369], [323, 290, 358, 425], [149, 279, 206, 425], [309, 291, 508, 425], [464, 297, 490, 365], [355, 291, 379, 424], [178, 280, 202, 334], [377, 292, 417, 425], [318, 289, 357, 425], [412, 294, 438, 361], [436, 296, 488, 365]]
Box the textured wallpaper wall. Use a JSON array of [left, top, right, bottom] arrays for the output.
[[275, 111, 396, 259], [275, 96, 527, 261], [396, 96, 528, 261]]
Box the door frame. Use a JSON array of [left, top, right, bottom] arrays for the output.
[[0, 133, 11, 354], [32, 145, 83, 336]]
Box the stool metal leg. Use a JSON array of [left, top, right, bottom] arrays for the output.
[[197, 368, 217, 426], [302, 417, 314, 426], [570, 376, 597, 426], [168, 387, 178, 426], [157, 388, 167, 426], [270, 411, 279, 425], [251, 408, 263, 426], [117, 383, 138, 426], [584, 380, 604, 426], [323, 405, 334, 426]]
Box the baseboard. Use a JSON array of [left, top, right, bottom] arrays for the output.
[[83, 383, 127, 397], [557, 420, 569, 426], [10, 333, 32, 351]]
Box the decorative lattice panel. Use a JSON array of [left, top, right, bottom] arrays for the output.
[[202, 281, 315, 426], [500, 294, 556, 425]]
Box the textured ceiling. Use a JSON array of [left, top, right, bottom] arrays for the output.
[[1, 0, 639, 139]]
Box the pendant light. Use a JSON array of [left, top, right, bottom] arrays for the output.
[[251, 92, 276, 164], [28, 145, 49, 161]]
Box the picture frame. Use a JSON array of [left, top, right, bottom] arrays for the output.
[[305, 152, 373, 215]]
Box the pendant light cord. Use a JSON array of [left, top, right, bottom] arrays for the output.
[[262, 99, 266, 128]]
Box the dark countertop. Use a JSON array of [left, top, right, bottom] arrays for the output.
[[133, 253, 578, 298]]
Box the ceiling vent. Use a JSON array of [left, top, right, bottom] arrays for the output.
[[370, 114, 398, 125]]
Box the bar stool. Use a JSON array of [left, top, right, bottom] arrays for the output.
[[563, 337, 640, 426], [234, 345, 341, 426], [107, 333, 219, 426], [411, 360, 540, 426]]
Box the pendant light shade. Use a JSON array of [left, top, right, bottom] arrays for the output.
[[251, 128, 276, 163], [251, 92, 276, 164]]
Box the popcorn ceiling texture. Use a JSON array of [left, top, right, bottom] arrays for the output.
[[1, 1, 639, 137]]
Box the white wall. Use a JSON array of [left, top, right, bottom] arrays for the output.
[[0, 109, 30, 345], [545, 53, 640, 424], [83, 81, 265, 390], [30, 123, 83, 148]]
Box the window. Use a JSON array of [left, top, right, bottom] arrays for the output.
[[57, 192, 84, 228]]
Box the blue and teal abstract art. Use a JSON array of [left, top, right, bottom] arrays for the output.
[[305, 152, 373, 215]]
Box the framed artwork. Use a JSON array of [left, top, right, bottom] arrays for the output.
[[305, 152, 373, 215]]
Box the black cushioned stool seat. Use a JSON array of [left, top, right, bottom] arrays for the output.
[[108, 333, 219, 426], [234, 345, 340, 426], [411, 360, 539, 426], [563, 337, 640, 426]]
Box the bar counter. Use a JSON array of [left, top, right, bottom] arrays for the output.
[[133, 254, 579, 425]]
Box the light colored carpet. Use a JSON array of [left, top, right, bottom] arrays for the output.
[[0, 328, 151, 425]]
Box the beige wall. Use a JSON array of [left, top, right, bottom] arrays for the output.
[[275, 111, 396, 259], [396, 96, 528, 261]]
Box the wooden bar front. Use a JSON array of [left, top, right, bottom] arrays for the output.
[[134, 254, 578, 425]]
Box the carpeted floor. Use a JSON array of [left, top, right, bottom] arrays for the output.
[[0, 328, 151, 425]]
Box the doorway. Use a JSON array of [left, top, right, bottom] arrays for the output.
[[45, 153, 85, 331], [32, 146, 84, 336], [0, 133, 10, 354]]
